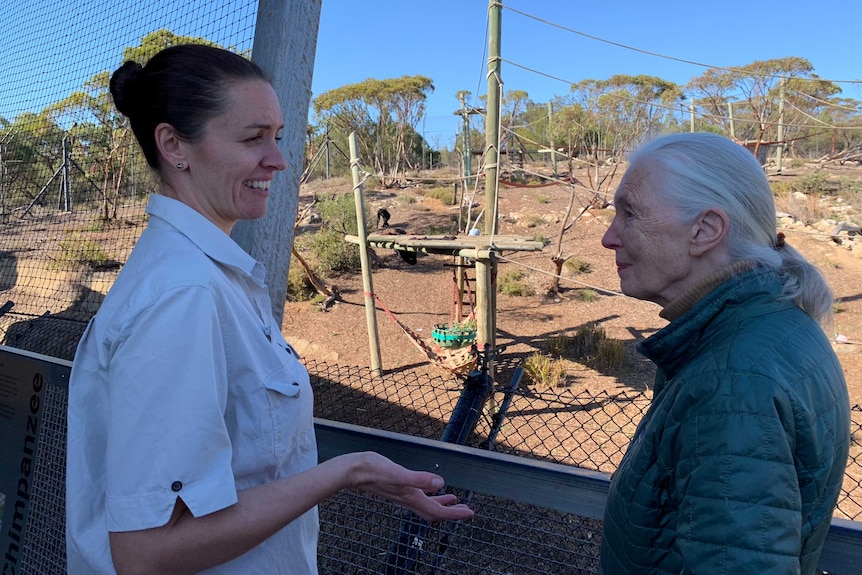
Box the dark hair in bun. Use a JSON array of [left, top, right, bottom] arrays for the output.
[[109, 61, 144, 118], [109, 44, 269, 169]]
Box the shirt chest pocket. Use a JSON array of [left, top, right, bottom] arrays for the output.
[[263, 368, 314, 461]]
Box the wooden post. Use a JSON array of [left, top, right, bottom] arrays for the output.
[[324, 125, 331, 180], [475, 255, 493, 351], [484, 0, 502, 236], [548, 101, 557, 177], [458, 93, 473, 189], [689, 98, 695, 132], [455, 256, 466, 324], [776, 76, 786, 175], [727, 101, 736, 140], [348, 132, 382, 376]]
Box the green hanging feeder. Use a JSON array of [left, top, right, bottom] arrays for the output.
[[432, 320, 477, 348]]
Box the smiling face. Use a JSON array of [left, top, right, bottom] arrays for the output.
[[601, 163, 698, 307], [170, 79, 287, 233]]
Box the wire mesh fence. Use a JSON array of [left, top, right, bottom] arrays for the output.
[[0, 0, 258, 360]]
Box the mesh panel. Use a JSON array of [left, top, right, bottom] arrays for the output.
[[0, 0, 258, 360], [19, 383, 68, 575]]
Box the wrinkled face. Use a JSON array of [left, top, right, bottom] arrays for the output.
[[182, 80, 286, 233], [601, 163, 695, 307]]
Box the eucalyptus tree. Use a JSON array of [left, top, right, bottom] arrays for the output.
[[781, 75, 845, 156], [686, 57, 830, 150], [1, 111, 66, 208], [542, 75, 680, 294], [313, 75, 434, 183], [46, 29, 218, 219]]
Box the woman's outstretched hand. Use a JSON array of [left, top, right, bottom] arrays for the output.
[[342, 452, 475, 523]]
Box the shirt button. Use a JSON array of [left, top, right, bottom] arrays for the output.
[[171, 481, 183, 492]]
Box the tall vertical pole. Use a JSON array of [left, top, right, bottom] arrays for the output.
[[349, 132, 382, 376], [480, 0, 502, 362], [59, 136, 70, 211], [689, 98, 695, 133], [547, 101, 557, 177], [0, 136, 6, 217], [776, 76, 786, 175], [458, 93, 472, 188], [323, 125, 331, 180], [727, 101, 736, 140], [484, 0, 502, 236]]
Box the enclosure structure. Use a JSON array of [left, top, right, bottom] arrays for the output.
[[2, 1, 862, 573], [345, 232, 544, 372]]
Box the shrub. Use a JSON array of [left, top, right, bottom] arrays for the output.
[[498, 269, 535, 296], [536, 194, 549, 204], [300, 193, 365, 276], [301, 229, 361, 275], [575, 288, 598, 302], [318, 193, 362, 234], [568, 323, 624, 372], [793, 171, 831, 196], [565, 258, 593, 275], [51, 234, 110, 270], [531, 234, 549, 245], [523, 352, 567, 390], [525, 215, 545, 228], [422, 187, 457, 205], [547, 334, 570, 357], [286, 265, 317, 302]]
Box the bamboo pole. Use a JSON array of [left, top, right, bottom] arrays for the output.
[[475, 255, 492, 351], [484, 0, 502, 236], [776, 76, 786, 174], [348, 132, 382, 376]]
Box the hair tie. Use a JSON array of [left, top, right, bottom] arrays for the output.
[[774, 232, 786, 249]]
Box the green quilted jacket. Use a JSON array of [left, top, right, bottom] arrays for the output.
[[599, 267, 850, 575]]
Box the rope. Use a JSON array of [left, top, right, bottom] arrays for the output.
[[367, 291, 477, 373], [494, 255, 634, 300]]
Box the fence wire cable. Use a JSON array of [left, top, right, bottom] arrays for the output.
[[502, 4, 862, 85]]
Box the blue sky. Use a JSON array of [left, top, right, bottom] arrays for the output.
[[313, 0, 862, 147], [3, 1, 860, 150]]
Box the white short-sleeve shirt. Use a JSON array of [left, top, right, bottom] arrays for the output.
[[66, 194, 319, 574]]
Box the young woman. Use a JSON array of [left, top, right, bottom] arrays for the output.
[[66, 44, 472, 575]]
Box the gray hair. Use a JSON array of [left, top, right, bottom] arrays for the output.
[[629, 132, 833, 326]]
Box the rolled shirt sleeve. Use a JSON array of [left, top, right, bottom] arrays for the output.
[[104, 285, 238, 531]]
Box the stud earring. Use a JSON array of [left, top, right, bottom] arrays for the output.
[[176, 162, 184, 169]]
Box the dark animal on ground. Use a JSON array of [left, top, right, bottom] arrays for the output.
[[377, 208, 391, 229]]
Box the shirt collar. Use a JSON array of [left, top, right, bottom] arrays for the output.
[[145, 194, 266, 284]]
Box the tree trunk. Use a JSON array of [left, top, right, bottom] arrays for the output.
[[231, 0, 322, 325]]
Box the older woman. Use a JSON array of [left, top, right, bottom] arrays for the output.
[[66, 45, 471, 575], [599, 132, 850, 575]]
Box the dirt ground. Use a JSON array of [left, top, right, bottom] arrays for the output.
[[284, 163, 862, 406]]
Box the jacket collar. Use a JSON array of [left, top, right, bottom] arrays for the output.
[[638, 264, 782, 390]]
